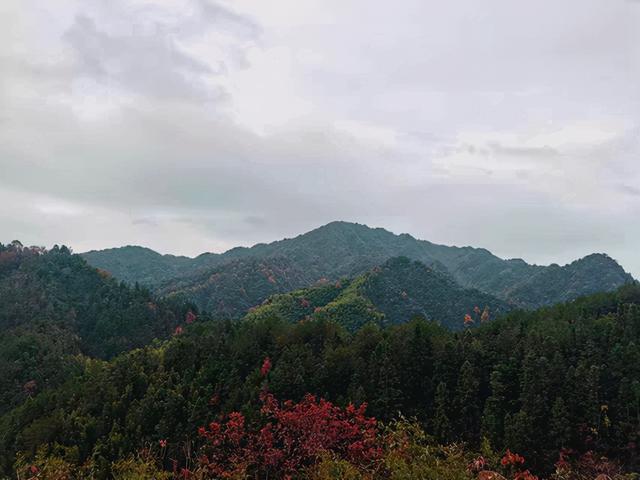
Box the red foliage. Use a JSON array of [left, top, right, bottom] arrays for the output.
[[299, 298, 311, 308], [513, 470, 538, 480], [195, 392, 381, 478], [478, 472, 505, 480], [468, 455, 487, 473], [260, 357, 272, 377], [23, 380, 37, 396], [501, 449, 525, 467], [554, 449, 624, 478], [464, 313, 474, 326], [173, 326, 184, 336], [185, 310, 197, 324]]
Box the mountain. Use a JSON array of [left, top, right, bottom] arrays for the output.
[[0, 241, 195, 415], [82, 221, 634, 315], [157, 256, 317, 318], [81, 245, 200, 286], [246, 256, 511, 330]]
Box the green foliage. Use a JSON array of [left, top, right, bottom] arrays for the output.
[[380, 419, 473, 480], [0, 242, 196, 417], [248, 257, 511, 331], [82, 222, 633, 315], [159, 256, 317, 319], [1, 237, 638, 478], [1, 283, 639, 477], [81, 245, 197, 288]]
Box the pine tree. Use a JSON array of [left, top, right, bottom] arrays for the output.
[[549, 396, 573, 449], [482, 367, 508, 448], [432, 381, 452, 443], [456, 360, 480, 442]]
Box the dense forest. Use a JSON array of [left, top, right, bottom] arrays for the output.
[[83, 222, 633, 318], [0, 239, 638, 478], [0, 241, 198, 417], [245, 256, 511, 331]]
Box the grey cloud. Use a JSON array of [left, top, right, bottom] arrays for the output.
[[132, 217, 160, 226], [0, 0, 639, 276], [619, 184, 640, 197], [489, 144, 560, 158], [62, 15, 223, 101], [198, 0, 262, 40]]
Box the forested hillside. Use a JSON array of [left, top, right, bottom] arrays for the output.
[[0, 241, 196, 416], [83, 222, 633, 315], [156, 256, 316, 319], [2, 281, 639, 478], [80, 245, 197, 286], [246, 256, 511, 330]]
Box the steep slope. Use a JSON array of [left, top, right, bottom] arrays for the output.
[[504, 253, 634, 308], [246, 257, 512, 330], [0, 241, 194, 415], [82, 221, 634, 310], [157, 256, 317, 318]]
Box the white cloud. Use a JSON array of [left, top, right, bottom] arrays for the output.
[[1, 0, 639, 276]]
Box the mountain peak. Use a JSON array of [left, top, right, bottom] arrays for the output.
[[81, 223, 633, 313]]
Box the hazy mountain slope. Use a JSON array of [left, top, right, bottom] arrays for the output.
[[157, 256, 318, 318], [504, 253, 633, 308], [81, 245, 201, 286], [82, 221, 634, 310], [246, 257, 511, 330]]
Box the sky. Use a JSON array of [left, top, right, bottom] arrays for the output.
[[1, 1, 639, 275]]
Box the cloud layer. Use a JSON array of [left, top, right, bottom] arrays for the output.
[[1, 0, 639, 275]]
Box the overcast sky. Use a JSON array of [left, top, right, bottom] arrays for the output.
[[1, 0, 639, 275]]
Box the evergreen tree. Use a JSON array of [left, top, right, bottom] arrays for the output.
[[455, 360, 481, 442], [432, 381, 452, 444]]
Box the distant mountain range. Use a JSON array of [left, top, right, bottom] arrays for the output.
[[82, 221, 634, 319]]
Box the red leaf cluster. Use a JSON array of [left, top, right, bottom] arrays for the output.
[[185, 310, 197, 324], [501, 449, 525, 466], [554, 449, 624, 478], [468, 455, 487, 473], [195, 392, 381, 478], [260, 357, 272, 377], [299, 298, 311, 308]]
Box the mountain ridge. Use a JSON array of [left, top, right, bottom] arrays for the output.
[[82, 221, 633, 314]]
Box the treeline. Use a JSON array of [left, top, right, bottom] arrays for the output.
[[2, 283, 639, 477]]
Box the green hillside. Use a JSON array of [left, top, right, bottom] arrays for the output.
[[82, 222, 633, 314], [1, 283, 638, 477], [246, 256, 512, 330], [0, 241, 195, 416]]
